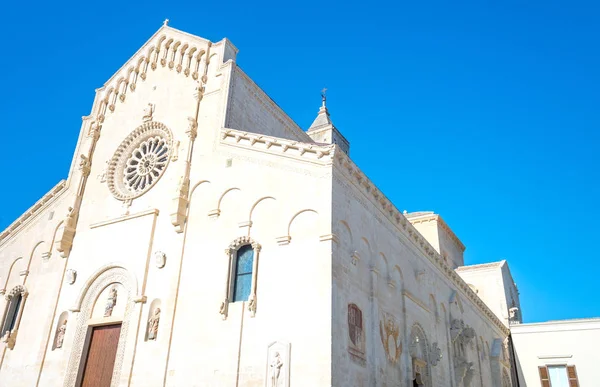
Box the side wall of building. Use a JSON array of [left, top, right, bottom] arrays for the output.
[[511, 319, 600, 387], [225, 66, 312, 142], [0, 184, 75, 386], [331, 159, 511, 387]]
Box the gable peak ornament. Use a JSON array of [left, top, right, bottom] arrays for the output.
[[321, 87, 327, 108]]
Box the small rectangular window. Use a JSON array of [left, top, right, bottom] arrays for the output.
[[548, 365, 569, 387]]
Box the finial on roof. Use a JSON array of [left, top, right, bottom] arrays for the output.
[[321, 88, 327, 108], [163, 18, 170, 26]]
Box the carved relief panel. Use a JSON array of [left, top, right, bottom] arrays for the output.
[[379, 312, 402, 364], [266, 341, 290, 387]]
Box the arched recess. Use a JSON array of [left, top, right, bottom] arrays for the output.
[[187, 180, 212, 223], [287, 209, 318, 242], [63, 266, 139, 387], [409, 323, 432, 387], [337, 220, 353, 246], [52, 311, 69, 350], [2, 257, 24, 292], [213, 186, 241, 222], [429, 294, 439, 322], [391, 265, 404, 293], [145, 299, 161, 342], [374, 251, 390, 297], [248, 196, 277, 238]]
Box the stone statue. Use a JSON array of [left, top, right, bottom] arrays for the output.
[[104, 287, 118, 317], [269, 351, 284, 387], [509, 307, 521, 324], [148, 308, 160, 340], [55, 319, 67, 348]]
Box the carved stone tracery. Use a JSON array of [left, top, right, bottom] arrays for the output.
[[107, 121, 173, 201]]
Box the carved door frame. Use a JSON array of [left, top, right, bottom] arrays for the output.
[[64, 266, 139, 387]]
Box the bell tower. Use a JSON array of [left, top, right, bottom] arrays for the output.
[[307, 89, 350, 154]]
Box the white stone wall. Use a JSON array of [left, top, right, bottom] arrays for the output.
[[225, 66, 312, 142], [511, 319, 600, 387], [331, 167, 511, 387], [456, 262, 522, 326], [0, 24, 516, 387]]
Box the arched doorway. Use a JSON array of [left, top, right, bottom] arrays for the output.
[[410, 324, 431, 387], [64, 266, 138, 387]]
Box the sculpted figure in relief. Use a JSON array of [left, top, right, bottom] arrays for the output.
[[269, 351, 284, 387], [104, 287, 118, 317], [142, 103, 155, 122], [55, 319, 67, 349], [148, 308, 160, 340]]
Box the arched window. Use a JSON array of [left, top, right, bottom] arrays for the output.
[[2, 293, 22, 333], [220, 237, 261, 319], [1, 285, 28, 349], [233, 245, 254, 302]]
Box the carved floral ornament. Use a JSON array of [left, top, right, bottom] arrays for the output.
[[106, 121, 173, 201]]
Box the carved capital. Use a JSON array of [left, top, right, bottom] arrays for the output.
[[219, 299, 229, 320]]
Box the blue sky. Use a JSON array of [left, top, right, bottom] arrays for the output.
[[0, 0, 598, 323]]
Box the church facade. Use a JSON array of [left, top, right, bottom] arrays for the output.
[[0, 24, 517, 387]]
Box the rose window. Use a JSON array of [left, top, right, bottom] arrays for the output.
[[124, 137, 169, 193], [107, 121, 173, 200]]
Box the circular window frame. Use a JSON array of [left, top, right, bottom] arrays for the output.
[[107, 121, 173, 201]]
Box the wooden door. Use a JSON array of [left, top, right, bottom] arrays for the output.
[[80, 324, 122, 387]]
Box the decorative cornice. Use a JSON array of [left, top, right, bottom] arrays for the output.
[[90, 208, 159, 229], [220, 128, 335, 164], [0, 180, 67, 246], [407, 213, 466, 252], [455, 261, 504, 272], [333, 150, 510, 336]]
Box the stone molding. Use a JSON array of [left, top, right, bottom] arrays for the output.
[[220, 128, 335, 164], [406, 213, 466, 252], [333, 150, 510, 336], [455, 261, 504, 272], [0, 180, 66, 246], [89, 208, 159, 229]]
